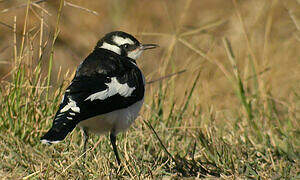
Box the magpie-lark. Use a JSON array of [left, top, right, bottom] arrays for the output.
[[40, 31, 158, 165]]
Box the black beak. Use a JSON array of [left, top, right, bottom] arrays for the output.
[[140, 44, 159, 50]]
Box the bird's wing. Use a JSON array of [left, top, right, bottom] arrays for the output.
[[41, 50, 144, 144]]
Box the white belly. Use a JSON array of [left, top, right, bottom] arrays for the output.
[[78, 99, 144, 134]]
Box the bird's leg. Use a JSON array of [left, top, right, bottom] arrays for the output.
[[81, 128, 89, 158], [110, 132, 121, 165]]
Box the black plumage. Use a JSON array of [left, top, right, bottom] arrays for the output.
[[41, 31, 158, 165], [41, 48, 145, 142]]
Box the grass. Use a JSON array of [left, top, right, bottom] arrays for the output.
[[0, 0, 299, 179]]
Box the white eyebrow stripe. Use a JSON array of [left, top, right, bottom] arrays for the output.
[[99, 42, 121, 55], [113, 36, 134, 46]]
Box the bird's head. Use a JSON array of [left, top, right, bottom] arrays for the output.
[[96, 31, 158, 60]]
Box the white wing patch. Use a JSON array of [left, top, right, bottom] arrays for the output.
[[41, 139, 61, 145], [113, 36, 134, 46], [60, 98, 80, 113], [85, 77, 136, 101], [100, 42, 121, 55], [61, 95, 65, 103]]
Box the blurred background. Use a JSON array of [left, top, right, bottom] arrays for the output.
[[0, 0, 299, 111], [0, 0, 299, 178]]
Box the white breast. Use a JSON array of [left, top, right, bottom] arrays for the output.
[[78, 99, 144, 134]]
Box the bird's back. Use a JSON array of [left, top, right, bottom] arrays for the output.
[[41, 48, 145, 144]]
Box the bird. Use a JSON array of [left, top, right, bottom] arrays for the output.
[[40, 31, 158, 165]]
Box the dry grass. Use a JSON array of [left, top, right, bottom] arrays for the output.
[[0, 0, 299, 179]]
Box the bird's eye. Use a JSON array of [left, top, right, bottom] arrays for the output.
[[123, 44, 130, 49]]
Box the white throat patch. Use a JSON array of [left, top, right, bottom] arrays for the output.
[[100, 42, 121, 55], [113, 36, 134, 46], [127, 49, 143, 60]]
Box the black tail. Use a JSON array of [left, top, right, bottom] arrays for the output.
[[41, 117, 77, 144]]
